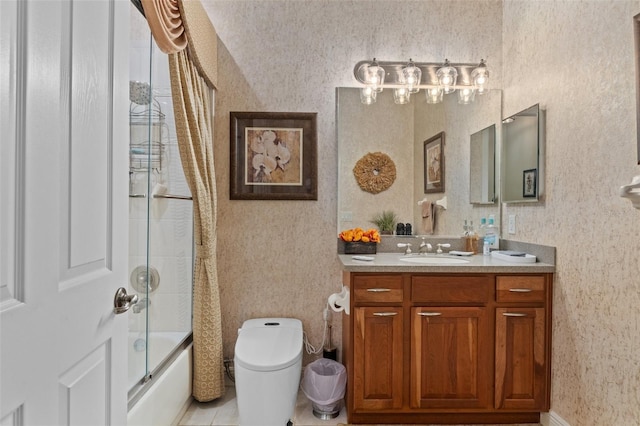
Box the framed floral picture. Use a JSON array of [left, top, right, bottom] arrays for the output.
[[230, 112, 317, 200], [424, 131, 445, 193]]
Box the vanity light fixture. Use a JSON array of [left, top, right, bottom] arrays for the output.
[[394, 87, 411, 104], [425, 87, 444, 104], [365, 58, 385, 92], [360, 86, 377, 105], [436, 59, 457, 94], [458, 87, 476, 104], [471, 59, 489, 94], [402, 59, 421, 94], [354, 58, 490, 105]]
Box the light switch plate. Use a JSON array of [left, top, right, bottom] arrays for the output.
[[508, 214, 516, 234]]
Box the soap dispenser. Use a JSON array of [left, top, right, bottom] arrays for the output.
[[484, 214, 499, 249]]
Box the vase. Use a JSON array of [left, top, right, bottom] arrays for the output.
[[341, 241, 377, 255]]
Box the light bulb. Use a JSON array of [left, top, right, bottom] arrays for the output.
[[436, 60, 458, 95], [458, 87, 476, 104], [394, 87, 410, 104], [426, 87, 443, 104], [471, 59, 489, 94], [402, 60, 422, 94], [360, 86, 377, 105]]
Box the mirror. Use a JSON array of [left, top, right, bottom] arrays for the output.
[[501, 104, 543, 203], [337, 87, 502, 236], [469, 124, 496, 204]]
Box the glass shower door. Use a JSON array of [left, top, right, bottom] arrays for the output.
[[128, 6, 193, 398]]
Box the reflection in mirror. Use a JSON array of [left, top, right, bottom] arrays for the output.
[[502, 104, 543, 203], [337, 87, 502, 237], [469, 124, 496, 204]]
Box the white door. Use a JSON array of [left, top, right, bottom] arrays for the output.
[[1, 1, 130, 425]]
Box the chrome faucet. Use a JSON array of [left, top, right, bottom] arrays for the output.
[[418, 238, 433, 254], [132, 297, 150, 314], [436, 243, 451, 254], [397, 242, 412, 255]]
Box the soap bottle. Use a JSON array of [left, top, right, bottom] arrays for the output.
[[484, 214, 499, 250], [483, 240, 490, 256], [465, 220, 479, 254], [479, 217, 487, 237]]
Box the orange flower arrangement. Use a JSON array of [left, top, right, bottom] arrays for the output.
[[339, 227, 381, 243]]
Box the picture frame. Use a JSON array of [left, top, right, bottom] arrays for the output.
[[523, 168, 537, 198], [634, 13, 640, 164], [230, 112, 317, 200], [423, 131, 445, 193]]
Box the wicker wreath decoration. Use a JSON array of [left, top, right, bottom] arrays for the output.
[[353, 152, 397, 194]]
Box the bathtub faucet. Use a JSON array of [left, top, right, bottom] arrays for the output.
[[132, 297, 151, 314]]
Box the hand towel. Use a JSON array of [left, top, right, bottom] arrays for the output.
[[421, 201, 434, 234], [152, 182, 168, 219]]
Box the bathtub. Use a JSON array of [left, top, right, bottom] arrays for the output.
[[127, 332, 193, 426]]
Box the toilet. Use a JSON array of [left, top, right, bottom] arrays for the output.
[[234, 318, 303, 426]]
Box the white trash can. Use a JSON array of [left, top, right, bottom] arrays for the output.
[[301, 358, 347, 419]]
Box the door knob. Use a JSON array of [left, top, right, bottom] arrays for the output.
[[113, 287, 138, 314]]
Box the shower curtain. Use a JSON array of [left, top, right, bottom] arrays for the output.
[[140, 0, 223, 402]]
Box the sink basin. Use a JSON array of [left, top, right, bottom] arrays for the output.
[[398, 256, 469, 265]]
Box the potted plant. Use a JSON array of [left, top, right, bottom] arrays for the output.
[[370, 210, 398, 235]]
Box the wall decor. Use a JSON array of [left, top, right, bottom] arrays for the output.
[[423, 131, 445, 193], [634, 13, 640, 164], [230, 112, 317, 200], [523, 168, 537, 198], [353, 152, 397, 194]]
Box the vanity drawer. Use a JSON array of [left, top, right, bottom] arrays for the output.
[[411, 275, 493, 304], [496, 275, 546, 302], [353, 275, 403, 303]]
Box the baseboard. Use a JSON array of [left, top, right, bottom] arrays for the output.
[[541, 410, 571, 426]]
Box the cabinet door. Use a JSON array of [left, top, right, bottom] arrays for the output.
[[410, 307, 492, 409], [353, 307, 403, 410], [495, 308, 546, 410]]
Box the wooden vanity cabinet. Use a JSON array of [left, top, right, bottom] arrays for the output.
[[342, 271, 552, 425], [495, 275, 550, 411]]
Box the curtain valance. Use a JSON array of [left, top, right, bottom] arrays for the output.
[[141, 0, 218, 89]]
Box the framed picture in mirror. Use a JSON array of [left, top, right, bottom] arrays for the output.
[[424, 132, 445, 193], [229, 111, 317, 200], [634, 13, 640, 164], [523, 169, 537, 198]]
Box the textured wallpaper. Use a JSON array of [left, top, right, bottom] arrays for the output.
[[205, 0, 503, 367], [202, 0, 639, 424], [501, 1, 640, 425]]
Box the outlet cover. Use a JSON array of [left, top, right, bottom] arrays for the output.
[[508, 214, 516, 234]]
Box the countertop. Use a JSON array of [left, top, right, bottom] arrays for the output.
[[338, 252, 555, 273]]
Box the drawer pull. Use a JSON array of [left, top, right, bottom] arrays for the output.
[[502, 312, 527, 317], [508, 288, 533, 293], [418, 312, 442, 317], [373, 312, 398, 317], [367, 288, 391, 293]]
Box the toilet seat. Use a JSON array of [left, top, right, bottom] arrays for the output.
[[235, 318, 303, 372]]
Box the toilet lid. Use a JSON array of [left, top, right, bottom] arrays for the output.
[[235, 319, 303, 372]]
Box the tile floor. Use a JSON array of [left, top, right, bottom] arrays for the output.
[[177, 386, 542, 426], [177, 386, 347, 426]]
